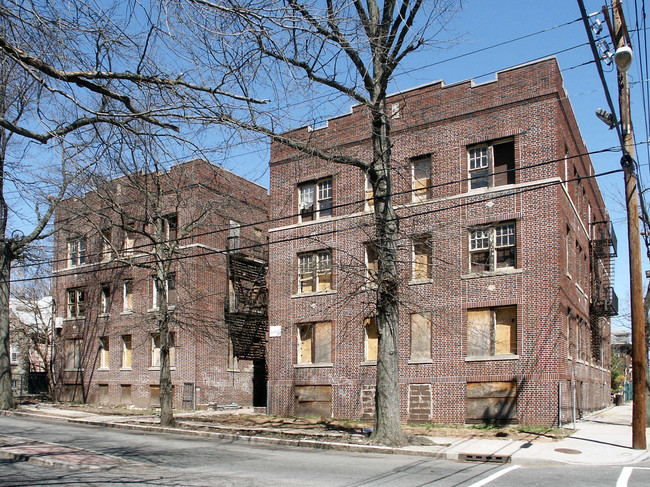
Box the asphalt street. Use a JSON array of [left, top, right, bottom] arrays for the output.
[[1, 415, 649, 486]]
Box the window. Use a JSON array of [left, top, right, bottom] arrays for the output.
[[123, 280, 133, 312], [297, 322, 332, 364], [365, 243, 379, 284], [151, 332, 176, 368], [467, 307, 517, 357], [101, 284, 110, 314], [122, 231, 135, 257], [298, 251, 332, 293], [410, 313, 431, 360], [469, 222, 516, 272], [364, 317, 378, 362], [121, 335, 132, 368], [99, 337, 109, 369], [298, 178, 332, 222], [165, 214, 178, 242], [101, 229, 112, 263], [364, 172, 374, 212], [64, 338, 83, 370], [412, 156, 431, 202], [67, 288, 86, 318], [228, 338, 239, 371], [153, 273, 177, 308], [228, 220, 240, 250], [468, 140, 515, 190], [68, 237, 86, 267], [10, 345, 18, 365], [412, 235, 432, 280]]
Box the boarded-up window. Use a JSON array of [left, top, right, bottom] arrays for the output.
[[410, 313, 431, 360], [364, 172, 374, 211], [412, 156, 431, 202], [98, 384, 109, 404], [123, 280, 133, 312], [121, 335, 132, 368], [150, 385, 160, 405], [412, 235, 432, 280], [120, 384, 132, 404], [467, 307, 516, 357], [297, 322, 331, 364], [365, 243, 378, 284], [364, 317, 378, 361], [466, 381, 517, 424], [295, 385, 332, 418], [151, 333, 176, 367], [64, 339, 82, 370], [99, 337, 109, 369]]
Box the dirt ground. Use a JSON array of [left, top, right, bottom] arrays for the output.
[[56, 403, 571, 444]]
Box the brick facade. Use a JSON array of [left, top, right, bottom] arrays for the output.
[[266, 58, 614, 426], [53, 160, 269, 409]]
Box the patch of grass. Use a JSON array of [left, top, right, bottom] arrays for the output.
[[516, 425, 570, 437]]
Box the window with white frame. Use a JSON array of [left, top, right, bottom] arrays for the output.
[[67, 288, 86, 318], [123, 280, 133, 312], [153, 273, 177, 308], [298, 178, 332, 222], [297, 322, 332, 364], [228, 220, 240, 250], [151, 332, 176, 368], [298, 251, 332, 293], [68, 237, 86, 267], [121, 335, 132, 368], [469, 222, 516, 272], [467, 306, 517, 357], [468, 139, 515, 190], [412, 156, 431, 202], [122, 231, 135, 257], [412, 235, 432, 280], [10, 345, 18, 365]]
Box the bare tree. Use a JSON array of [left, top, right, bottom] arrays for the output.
[[171, 0, 459, 446]]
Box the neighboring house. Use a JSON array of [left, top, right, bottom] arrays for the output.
[[53, 159, 269, 408], [266, 58, 616, 426], [9, 296, 54, 395]]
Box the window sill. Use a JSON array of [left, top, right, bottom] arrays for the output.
[[63, 316, 85, 322], [465, 354, 519, 362], [461, 268, 522, 279], [148, 366, 176, 371], [360, 360, 377, 366], [291, 290, 337, 299], [121, 311, 133, 316], [408, 278, 434, 285], [293, 362, 333, 368], [227, 368, 241, 373], [99, 313, 109, 318], [98, 367, 109, 371], [408, 358, 433, 364], [120, 367, 132, 371]]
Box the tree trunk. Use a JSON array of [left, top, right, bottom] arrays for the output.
[[0, 249, 15, 409], [155, 235, 175, 426], [369, 106, 406, 446]]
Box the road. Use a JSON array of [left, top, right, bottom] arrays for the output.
[[0, 416, 649, 486]]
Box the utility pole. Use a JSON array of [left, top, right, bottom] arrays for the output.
[[604, 0, 647, 449]]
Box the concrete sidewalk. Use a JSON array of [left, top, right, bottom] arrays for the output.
[[3, 402, 649, 467]]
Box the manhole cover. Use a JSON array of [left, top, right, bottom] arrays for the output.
[[554, 448, 581, 455]]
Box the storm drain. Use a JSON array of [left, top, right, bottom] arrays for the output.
[[458, 453, 511, 463]]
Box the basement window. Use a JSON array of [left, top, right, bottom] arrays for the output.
[[467, 307, 517, 357], [468, 139, 515, 190], [297, 322, 332, 364]]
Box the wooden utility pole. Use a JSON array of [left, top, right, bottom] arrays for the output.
[[605, 0, 647, 449]]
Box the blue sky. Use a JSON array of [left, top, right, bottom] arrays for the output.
[[221, 0, 646, 330]]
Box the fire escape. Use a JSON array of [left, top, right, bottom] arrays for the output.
[[225, 234, 268, 361], [591, 220, 618, 317]]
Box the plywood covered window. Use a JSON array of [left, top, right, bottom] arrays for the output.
[[68, 237, 86, 267], [468, 139, 515, 190], [151, 332, 176, 368], [123, 280, 133, 312], [410, 313, 431, 360], [67, 288, 86, 318], [469, 222, 516, 272], [365, 243, 379, 284], [121, 335, 132, 368], [412, 235, 433, 280], [99, 337, 109, 369], [298, 250, 332, 293], [297, 322, 332, 364], [298, 178, 332, 222], [467, 306, 517, 357], [364, 172, 374, 212], [364, 317, 378, 361], [412, 156, 431, 202], [64, 339, 83, 370]]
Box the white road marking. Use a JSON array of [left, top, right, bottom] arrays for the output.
[[466, 465, 522, 487], [616, 467, 650, 487]]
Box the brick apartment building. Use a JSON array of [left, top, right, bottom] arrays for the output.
[[53, 160, 269, 409], [266, 57, 617, 426]]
